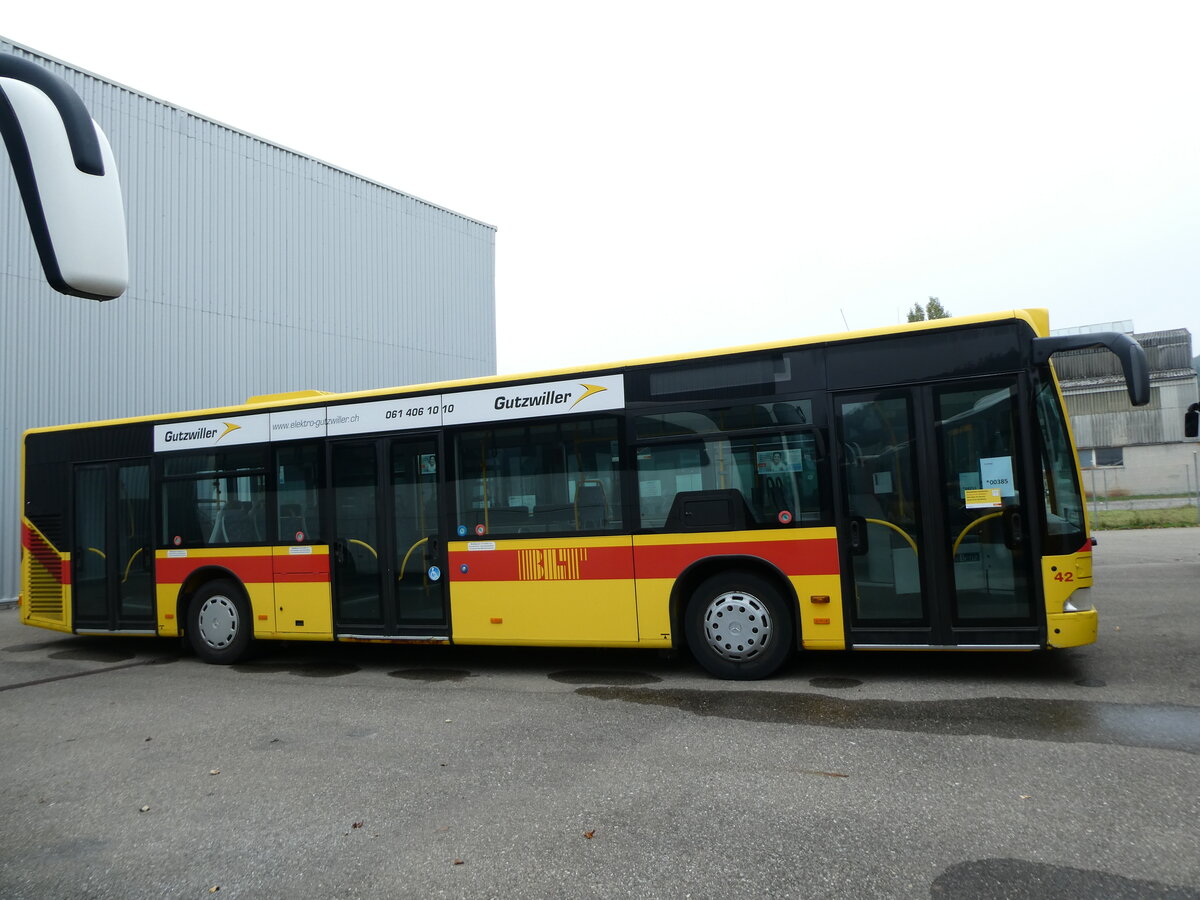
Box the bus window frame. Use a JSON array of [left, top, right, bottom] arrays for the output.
[[157, 446, 270, 549], [272, 440, 325, 545], [446, 411, 631, 540], [632, 421, 832, 532]]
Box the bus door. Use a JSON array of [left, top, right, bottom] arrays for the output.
[[71, 460, 155, 632], [329, 435, 447, 636], [834, 378, 1039, 647]]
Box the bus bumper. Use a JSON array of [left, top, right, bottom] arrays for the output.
[[1046, 607, 1098, 648]]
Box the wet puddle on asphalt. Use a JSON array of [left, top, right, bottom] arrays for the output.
[[932, 859, 1200, 898], [548, 670, 662, 686], [388, 668, 475, 682], [577, 687, 1200, 754], [48, 648, 137, 663], [231, 661, 360, 678]]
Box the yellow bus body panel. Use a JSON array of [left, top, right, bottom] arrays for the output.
[[155, 546, 334, 640], [271, 582, 334, 637], [450, 535, 639, 645], [631, 527, 844, 650], [1043, 548, 1098, 648], [271, 546, 333, 638], [793, 574, 846, 650]]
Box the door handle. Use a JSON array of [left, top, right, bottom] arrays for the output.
[[1003, 507, 1024, 550], [847, 516, 869, 555]]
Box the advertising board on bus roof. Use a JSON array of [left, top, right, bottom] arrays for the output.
[[153, 374, 625, 451]]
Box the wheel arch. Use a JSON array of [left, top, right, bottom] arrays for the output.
[[174, 566, 249, 633], [668, 554, 800, 655]]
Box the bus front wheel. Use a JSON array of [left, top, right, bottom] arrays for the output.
[[187, 579, 252, 664], [685, 571, 792, 680]]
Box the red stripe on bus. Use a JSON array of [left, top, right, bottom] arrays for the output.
[[633, 538, 840, 580], [274, 556, 331, 582], [155, 552, 331, 585], [22, 523, 68, 585], [447, 537, 840, 583], [448, 546, 635, 582], [156, 555, 275, 583], [154, 556, 272, 585]]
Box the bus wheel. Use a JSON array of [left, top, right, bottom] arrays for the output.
[[685, 571, 792, 680], [187, 580, 252, 664]]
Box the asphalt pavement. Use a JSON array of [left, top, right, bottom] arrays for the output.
[[1, 528, 1197, 899]]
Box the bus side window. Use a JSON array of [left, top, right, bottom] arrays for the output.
[[276, 444, 322, 542], [162, 480, 208, 545], [636, 442, 709, 529], [161, 449, 267, 547], [453, 417, 623, 536], [637, 431, 824, 531]]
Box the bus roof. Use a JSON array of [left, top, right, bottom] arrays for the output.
[[25, 308, 1049, 435]]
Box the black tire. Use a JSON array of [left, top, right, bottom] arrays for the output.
[[187, 579, 253, 664], [685, 571, 793, 680]]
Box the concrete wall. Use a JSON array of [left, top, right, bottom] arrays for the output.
[[1080, 442, 1200, 497]]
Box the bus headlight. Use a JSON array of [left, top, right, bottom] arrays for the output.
[[1063, 595, 1093, 613]]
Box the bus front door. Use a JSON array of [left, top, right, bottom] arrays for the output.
[[330, 436, 447, 637], [835, 378, 1040, 648], [71, 461, 155, 633]]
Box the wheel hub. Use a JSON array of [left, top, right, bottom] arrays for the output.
[[701, 590, 771, 661], [197, 595, 239, 650]]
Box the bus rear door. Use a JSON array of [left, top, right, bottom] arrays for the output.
[[71, 460, 155, 633]]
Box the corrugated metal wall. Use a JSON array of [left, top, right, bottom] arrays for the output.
[[1053, 329, 1195, 383], [1057, 329, 1198, 449], [1064, 382, 1197, 448], [1, 38, 497, 602]]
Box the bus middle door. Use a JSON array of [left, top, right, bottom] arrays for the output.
[[329, 436, 447, 637]]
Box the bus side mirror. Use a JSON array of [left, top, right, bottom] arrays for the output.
[[1032, 333, 1149, 407], [1, 54, 128, 300], [1186, 403, 1199, 439]]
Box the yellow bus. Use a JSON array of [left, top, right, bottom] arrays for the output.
[[19, 309, 1148, 679]]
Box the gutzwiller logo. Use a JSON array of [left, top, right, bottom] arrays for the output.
[[490, 382, 608, 412], [161, 422, 241, 443]]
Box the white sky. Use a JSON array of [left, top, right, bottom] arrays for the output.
[[5, 1, 1199, 374]]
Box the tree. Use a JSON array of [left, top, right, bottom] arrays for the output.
[[925, 297, 951, 319], [907, 297, 951, 322]]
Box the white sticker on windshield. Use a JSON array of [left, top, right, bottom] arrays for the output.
[[980, 456, 1015, 498]]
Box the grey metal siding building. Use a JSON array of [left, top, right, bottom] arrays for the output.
[[1, 38, 497, 603], [1053, 327, 1198, 495]]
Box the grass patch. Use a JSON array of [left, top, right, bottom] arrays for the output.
[[1093, 506, 1199, 529], [1086, 492, 1192, 501]]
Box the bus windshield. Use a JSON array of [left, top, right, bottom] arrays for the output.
[[1034, 374, 1088, 556]]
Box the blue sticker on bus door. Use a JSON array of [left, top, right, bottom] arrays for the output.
[[428, 565, 442, 582]]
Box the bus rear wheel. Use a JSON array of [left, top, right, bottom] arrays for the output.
[[187, 579, 252, 664], [685, 571, 793, 680]]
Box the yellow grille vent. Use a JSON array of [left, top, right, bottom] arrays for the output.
[[22, 522, 66, 625]]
